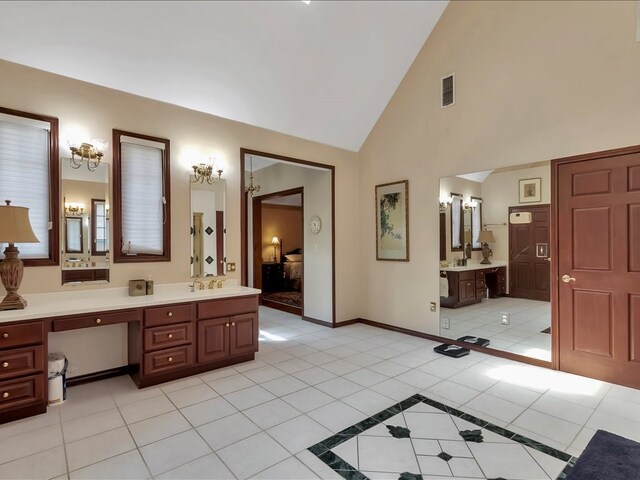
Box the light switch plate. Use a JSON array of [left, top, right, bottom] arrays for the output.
[[430, 302, 437, 312], [227, 263, 236, 272]]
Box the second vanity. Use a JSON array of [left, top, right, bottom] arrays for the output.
[[440, 261, 507, 308], [0, 283, 260, 424]]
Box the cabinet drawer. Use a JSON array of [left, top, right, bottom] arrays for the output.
[[458, 271, 475, 281], [0, 322, 44, 349], [52, 310, 140, 332], [475, 270, 486, 280], [144, 323, 193, 352], [0, 346, 44, 380], [197, 296, 258, 320], [143, 345, 194, 376], [145, 304, 192, 328], [0, 374, 45, 411]]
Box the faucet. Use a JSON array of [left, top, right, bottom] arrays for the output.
[[190, 278, 204, 291], [208, 279, 217, 289], [217, 279, 226, 289]]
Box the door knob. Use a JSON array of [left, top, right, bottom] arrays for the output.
[[545, 258, 551, 262], [562, 274, 576, 283]]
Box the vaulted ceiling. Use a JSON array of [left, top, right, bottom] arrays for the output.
[[0, 1, 448, 152]]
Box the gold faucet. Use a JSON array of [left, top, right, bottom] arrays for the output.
[[208, 279, 217, 289], [194, 279, 205, 290], [217, 279, 226, 289]]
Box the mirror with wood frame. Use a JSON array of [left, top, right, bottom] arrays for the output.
[[190, 178, 226, 277]]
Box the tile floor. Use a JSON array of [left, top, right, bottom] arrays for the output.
[[1, 306, 639, 479], [440, 297, 552, 361]]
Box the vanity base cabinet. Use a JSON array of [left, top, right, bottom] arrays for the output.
[[441, 267, 507, 308], [198, 318, 230, 363], [0, 321, 47, 424]]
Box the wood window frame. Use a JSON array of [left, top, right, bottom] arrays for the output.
[[0, 106, 59, 267], [470, 195, 483, 251], [450, 192, 463, 252], [64, 216, 83, 254], [90, 198, 108, 257], [112, 129, 171, 263]]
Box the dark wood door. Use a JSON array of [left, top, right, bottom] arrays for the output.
[[216, 211, 224, 276], [509, 205, 550, 301], [557, 151, 640, 389], [197, 317, 229, 363], [230, 313, 257, 356]]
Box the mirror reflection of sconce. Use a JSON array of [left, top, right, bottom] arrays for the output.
[[191, 157, 223, 185], [64, 202, 85, 216], [439, 195, 452, 212], [68, 137, 108, 172], [464, 199, 478, 211]]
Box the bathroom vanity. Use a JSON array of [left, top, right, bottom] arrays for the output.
[[440, 262, 507, 308], [0, 284, 260, 424]]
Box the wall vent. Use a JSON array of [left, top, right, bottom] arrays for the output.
[[441, 74, 455, 108]]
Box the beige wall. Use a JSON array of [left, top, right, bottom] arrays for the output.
[[262, 205, 303, 262], [359, 0, 640, 334], [0, 59, 360, 376]]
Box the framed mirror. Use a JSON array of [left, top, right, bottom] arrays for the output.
[[60, 160, 110, 284], [190, 178, 226, 277], [439, 162, 551, 362]]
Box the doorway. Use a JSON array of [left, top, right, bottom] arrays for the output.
[[508, 204, 551, 301], [553, 145, 640, 389], [252, 189, 304, 316]]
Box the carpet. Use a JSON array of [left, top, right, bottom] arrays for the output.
[[564, 430, 640, 480], [261, 291, 302, 308]]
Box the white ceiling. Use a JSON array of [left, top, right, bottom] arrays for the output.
[[0, 1, 448, 152]]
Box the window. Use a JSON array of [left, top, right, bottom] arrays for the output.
[[91, 199, 108, 256], [65, 217, 83, 253], [112, 130, 170, 263], [0, 107, 59, 266], [471, 196, 483, 250]]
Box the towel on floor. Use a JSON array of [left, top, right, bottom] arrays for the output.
[[439, 276, 449, 297]]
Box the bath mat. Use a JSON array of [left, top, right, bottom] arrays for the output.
[[565, 430, 640, 480]]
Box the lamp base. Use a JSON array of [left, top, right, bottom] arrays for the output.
[[480, 242, 492, 264], [0, 244, 27, 311]]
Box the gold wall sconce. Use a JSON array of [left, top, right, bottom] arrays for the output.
[[464, 199, 478, 211], [68, 138, 108, 171], [439, 195, 452, 212], [191, 160, 223, 185], [64, 202, 85, 216]]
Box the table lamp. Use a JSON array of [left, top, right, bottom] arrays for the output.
[[0, 200, 39, 310], [271, 236, 280, 263], [477, 230, 495, 265]]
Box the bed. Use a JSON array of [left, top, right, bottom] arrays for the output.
[[283, 254, 302, 291]]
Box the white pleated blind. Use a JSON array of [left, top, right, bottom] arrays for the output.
[[65, 218, 82, 252], [121, 141, 165, 255], [0, 119, 50, 258]]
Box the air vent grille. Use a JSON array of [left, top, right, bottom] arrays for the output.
[[442, 74, 454, 108]]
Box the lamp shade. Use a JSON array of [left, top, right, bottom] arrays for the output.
[[271, 236, 280, 245], [476, 230, 495, 244], [0, 202, 39, 244]]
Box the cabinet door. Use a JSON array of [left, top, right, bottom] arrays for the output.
[[458, 279, 475, 302], [197, 317, 230, 363], [230, 313, 257, 356]]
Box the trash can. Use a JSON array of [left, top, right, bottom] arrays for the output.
[[48, 353, 68, 405]]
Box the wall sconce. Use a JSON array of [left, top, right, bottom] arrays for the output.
[[439, 195, 452, 212], [191, 157, 223, 184], [68, 138, 108, 171], [271, 236, 280, 263], [464, 200, 478, 211], [65, 202, 85, 216]]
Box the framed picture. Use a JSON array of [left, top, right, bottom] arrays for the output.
[[376, 180, 409, 261], [519, 177, 541, 203]]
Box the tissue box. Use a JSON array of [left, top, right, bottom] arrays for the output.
[[129, 279, 147, 296]]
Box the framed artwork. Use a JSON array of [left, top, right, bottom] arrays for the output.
[[376, 180, 409, 261], [519, 177, 541, 203]]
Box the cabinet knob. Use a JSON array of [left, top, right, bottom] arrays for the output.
[[96, 318, 102, 324], [231, 322, 235, 326], [168, 357, 173, 362], [1, 362, 8, 368], [2, 392, 8, 399], [2, 333, 8, 338], [225, 323, 229, 327], [168, 333, 173, 339], [168, 312, 173, 317]]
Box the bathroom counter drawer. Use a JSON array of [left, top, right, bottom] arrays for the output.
[[0, 374, 45, 411], [144, 323, 193, 352], [0, 322, 44, 350], [52, 309, 141, 331], [143, 345, 194, 376], [197, 296, 258, 320], [144, 304, 192, 328], [0, 346, 44, 380]]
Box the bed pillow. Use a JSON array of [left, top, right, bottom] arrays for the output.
[[285, 254, 302, 262]]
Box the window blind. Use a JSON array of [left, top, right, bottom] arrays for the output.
[[120, 142, 165, 255], [0, 119, 50, 258], [472, 201, 482, 248], [66, 219, 81, 252]]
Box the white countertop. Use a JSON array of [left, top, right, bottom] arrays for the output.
[[0, 282, 261, 324], [440, 260, 507, 272]]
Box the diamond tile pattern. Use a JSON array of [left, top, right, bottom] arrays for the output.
[[205, 226, 213, 235]]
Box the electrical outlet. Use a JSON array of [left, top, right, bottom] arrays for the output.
[[226, 263, 236, 272], [500, 312, 510, 325], [441, 317, 450, 329], [429, 302, 437, 313]]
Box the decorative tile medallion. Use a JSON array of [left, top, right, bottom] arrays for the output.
[[308, 394, 576, 480], [205, 256, 214, 265], [205, 226, 214, 235]]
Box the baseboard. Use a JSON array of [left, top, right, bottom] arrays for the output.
[[357, 318, 551, 368], [301, 315, 332, 327], [333, 318, 361, 328], [66, 365, 135, 387]]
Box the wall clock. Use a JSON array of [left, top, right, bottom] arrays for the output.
[[310, 215, 322, 234]]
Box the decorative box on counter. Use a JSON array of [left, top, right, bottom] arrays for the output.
[[129, 279, 147, 296]]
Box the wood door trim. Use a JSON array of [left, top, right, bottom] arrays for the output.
[[551, 143, 640, 372]]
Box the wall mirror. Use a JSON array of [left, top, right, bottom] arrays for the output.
[[439, 162, 552, 362], [190, 178, 226, 277], [60, 159, 110, 284]]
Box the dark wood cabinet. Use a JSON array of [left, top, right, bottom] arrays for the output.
[[198, 317, 230, 363], [261, 263, 283, 292], [61, 269, 110, 283], [441, 266, 506, 308], [230, 313, 257, 356]]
